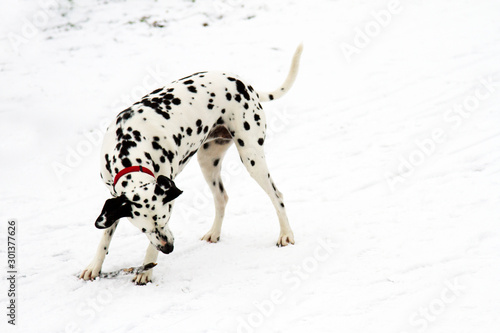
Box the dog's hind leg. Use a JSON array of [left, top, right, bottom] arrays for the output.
[[233, 135, 295, 247], [197, 138, 233, 243], [80, 221, 119, 280]]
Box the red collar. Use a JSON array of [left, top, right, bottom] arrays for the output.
[[114, 166, 155, 186]]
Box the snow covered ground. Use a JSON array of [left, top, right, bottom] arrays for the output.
[[1, 0, 500, 332]]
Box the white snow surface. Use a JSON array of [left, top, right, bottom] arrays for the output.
[[1, 0, 500, 332]]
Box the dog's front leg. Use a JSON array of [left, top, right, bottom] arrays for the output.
[[132, 243, 158, 285], [80, 221, 119, 280]]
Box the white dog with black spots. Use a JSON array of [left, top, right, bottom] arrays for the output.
[[80, 45, 302, 284]]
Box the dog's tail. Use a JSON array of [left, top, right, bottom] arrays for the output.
[[258, 44, 303, 102]]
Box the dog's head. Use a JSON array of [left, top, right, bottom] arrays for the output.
[[94, 175, 182, 254]]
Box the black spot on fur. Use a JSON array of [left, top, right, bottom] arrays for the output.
[[213, 159, 220, 167], [186, 127, 193, 136], [122, 158, 132, 167], [116, 108, 134, 125], [250, 160, 255, 166], [237, 139, 245, 147], [116, 128, 124, 140], [142, 99, 159, 110], [154, 109, 170, 120], [105, 154, 112, 174], [226, 93, 232, 101], [179, 150, 197, 165], [119, 140, 137, 158], [163, 149, 174, 163], [258, 138, 264, 146], [173, 133, 182, 146], [235, 80, 250, 100], [183, 79, 194, 85], [244, 121, 250, 130], [152, 141, 162, 150], [188, 86, 197, 93], [269, 94, 274, 100]]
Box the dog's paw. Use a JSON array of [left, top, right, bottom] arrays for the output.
[[276, 231, 295, 247], [133, 270, 152, 285], [79, 262, 102, 281], [201, 229, 221, 243]]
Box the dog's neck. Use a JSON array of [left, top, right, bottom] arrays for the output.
[[113, 171, 156, 196]]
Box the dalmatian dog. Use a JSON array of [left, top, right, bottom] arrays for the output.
[[80, 45, 302, 284]]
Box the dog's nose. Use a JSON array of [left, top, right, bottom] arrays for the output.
[[159, 243, 174, 254]]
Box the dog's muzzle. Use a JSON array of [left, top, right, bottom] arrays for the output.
[[158, 242, 174, 254]]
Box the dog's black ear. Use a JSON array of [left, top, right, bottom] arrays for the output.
[[155, 175, 183, 204], [95, 195, 132, 229]]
